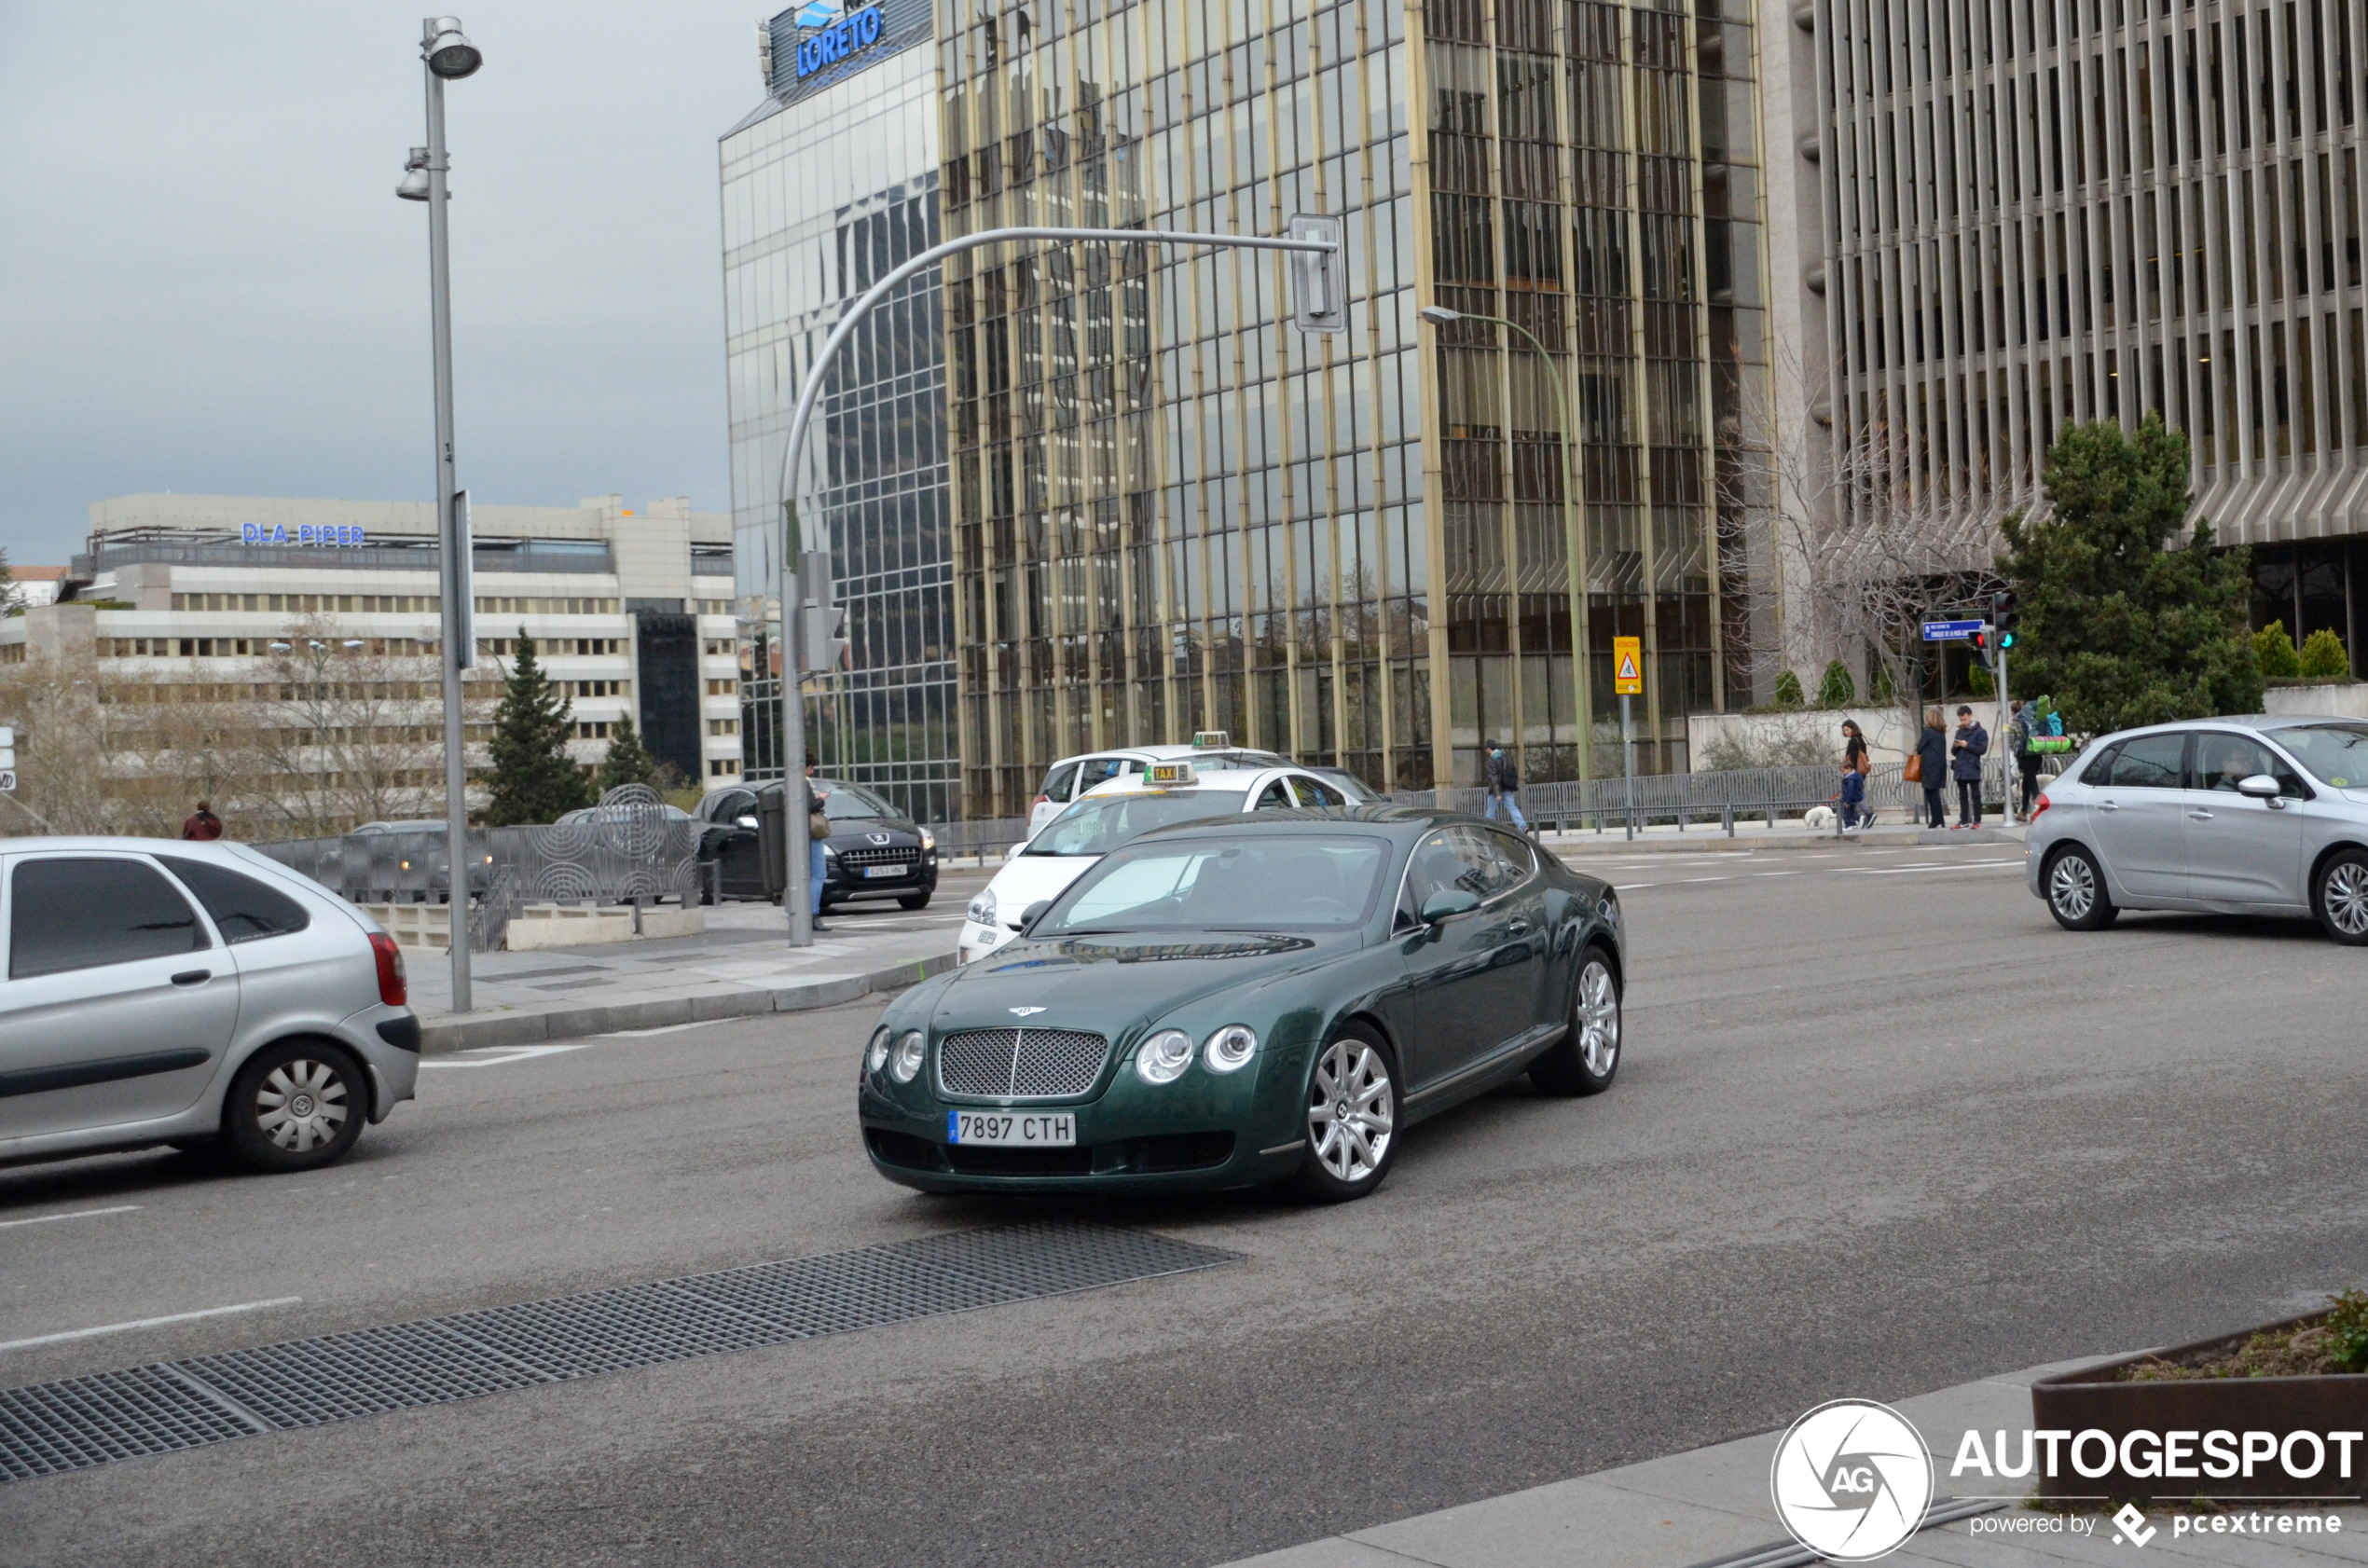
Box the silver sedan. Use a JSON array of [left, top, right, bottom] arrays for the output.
[[2026, 715, 2368, 942], [0, 838, 421, 1172]]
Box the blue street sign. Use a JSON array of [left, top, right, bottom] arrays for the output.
[[1921, 618, 1985, 641]]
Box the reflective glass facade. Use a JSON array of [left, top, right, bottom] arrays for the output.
[[723, 34, 960, 823], [938, 0, 1766, 815]]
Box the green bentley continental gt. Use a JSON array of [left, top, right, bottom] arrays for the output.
[[858, 806, 1624, 1201]]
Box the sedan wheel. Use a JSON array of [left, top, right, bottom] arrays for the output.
[[2044, 845, 2118, 931], [1531, 946, 1621, 1096], [225, 1041, 366, 1174], [2316, 849, 2368, 945], [1289, 1032, 1398, 1202]]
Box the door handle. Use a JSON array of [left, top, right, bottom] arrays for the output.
[[2098, 801, 2120, 812], [1507, 919, 1531, 936], [2187, 809, 2214, 821], [171, 969, 213, 986]]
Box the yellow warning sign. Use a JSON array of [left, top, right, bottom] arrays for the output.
[[1613, 636, 1645, 695]]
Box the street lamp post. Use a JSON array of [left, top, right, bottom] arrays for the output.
[[1418, 305, 1590, 781], [772, 223, 1341, 947], [397, 16, 484, 1010]]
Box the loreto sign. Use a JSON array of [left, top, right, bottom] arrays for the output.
[[796, 4, 884, 77], [241, 523, 369, 547]]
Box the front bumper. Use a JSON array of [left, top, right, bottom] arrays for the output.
[[825, 856, 939, 901], [858, 1047, 1308, 1195]]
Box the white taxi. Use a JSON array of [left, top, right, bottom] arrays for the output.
[[957, 760, 1356, 964]]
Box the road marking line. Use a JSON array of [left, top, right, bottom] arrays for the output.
[[0, 1205, 142, 1232], [0, 1297, 302, 1354], [420, 1044, 589, 1069]]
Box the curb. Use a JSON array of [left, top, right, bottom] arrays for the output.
[[418, 951, 959, 1055], [1541, 824, 2026, 857]]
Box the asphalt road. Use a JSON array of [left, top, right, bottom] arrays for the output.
[[7, 838, 2366, 1567]]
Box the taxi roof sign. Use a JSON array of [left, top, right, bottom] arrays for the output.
[[1612, 636, 1645, 695], [1144, 760, 1199, 786], [1190, 731, 1230, 749]]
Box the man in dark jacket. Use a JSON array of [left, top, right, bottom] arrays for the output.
[[1482, 739, 1530, 832], [1949, 705, 1989, 827], [1915, 710, 1948, 829], [181, 801, 224, 841]]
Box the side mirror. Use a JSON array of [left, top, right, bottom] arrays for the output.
[[1420, 887, 1480, 924], [736, 815, 759, 830], [2237, 774, 2284, 801], [1005, 843, 1025, 861], [1019, 899, 1054, 931]]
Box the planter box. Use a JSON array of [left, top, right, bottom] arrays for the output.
[[2031, 1314, 2368, 1504]]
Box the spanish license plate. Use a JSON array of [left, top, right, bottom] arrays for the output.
[[947, 1110, 1076, 1146], [862, 864, 904, 878]]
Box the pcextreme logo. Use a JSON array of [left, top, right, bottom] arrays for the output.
[[1769, 1399, 1935, 1561]]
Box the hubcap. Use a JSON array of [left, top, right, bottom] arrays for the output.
[[2050, 854, 2095, 920], [2328, 862, 2368, 935], [1308, 1039, 1394, 1183], [1576, 959, 1619, 1077], [256, 1059, 349, 1152]]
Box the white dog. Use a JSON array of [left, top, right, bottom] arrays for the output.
[[1803, 805, 1836, 829]]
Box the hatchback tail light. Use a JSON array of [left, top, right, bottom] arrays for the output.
[[2030, 791, 2051, 822], [369, 932, 408, 1007]]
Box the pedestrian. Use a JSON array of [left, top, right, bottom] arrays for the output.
[[1482, 738, 1530, 832], [805, 757, 833, 933], [1949, 703, 1989, 827], [2009, 697, 2042, 816], [180, 800, 224, 841], [1914, 708, 1948, 829], [1838, 720, 1869, 832]]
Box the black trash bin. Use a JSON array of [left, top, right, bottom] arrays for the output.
[[757, 784, 788, 901]]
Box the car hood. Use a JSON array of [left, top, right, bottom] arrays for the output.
[[925, 928, 1359, 1037], [826, 816, 923, 845], [981, 853, 1101, 921]]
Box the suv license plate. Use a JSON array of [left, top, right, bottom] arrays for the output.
[[862, 864, 903, 878], [948, 1111, 1076, 1147]]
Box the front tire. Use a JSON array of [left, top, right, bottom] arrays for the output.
[[2044, 845, 2118, 930], [2315, 849, 2368, 944], [898, 891, 933, 910], [1532, 946, 1621, 1096], [224, 1040, 366, 1173], [1287, 1031, 1399, 1203]]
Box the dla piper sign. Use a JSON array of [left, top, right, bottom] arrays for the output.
[[242, 523, 369, 547], [796, 3, 884, 76]]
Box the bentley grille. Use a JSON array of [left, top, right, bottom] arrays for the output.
[[937, 1027, 1109, 1098]]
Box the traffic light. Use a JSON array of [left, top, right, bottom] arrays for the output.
[[1990, 588, 2019, 650], [801, 549, 850, 671], [1968, 626, 1994, 670]]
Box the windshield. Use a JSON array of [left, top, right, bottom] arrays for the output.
[[819, 782, 897, 819], [1035, 833, 1390, 934], [2273, 722, 2368, 787], [1026, 791, 1246, 856]]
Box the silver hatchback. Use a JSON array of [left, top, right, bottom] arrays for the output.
[[0, 838, 421, 1172], [2026, 715, 2368, 942]]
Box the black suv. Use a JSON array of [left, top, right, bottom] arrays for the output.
[[695, 779, 939, 911]]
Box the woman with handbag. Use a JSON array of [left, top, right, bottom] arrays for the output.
[[1911, 708, 1948, 829], [805, 757, 834, 933]]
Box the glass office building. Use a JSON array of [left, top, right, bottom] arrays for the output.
[[722, 0, 961, 822], [1805, 0, 2368, 674], [937, 0, 1769, 815]]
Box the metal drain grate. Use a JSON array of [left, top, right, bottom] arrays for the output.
[[0, 1219, 1235, 1482]]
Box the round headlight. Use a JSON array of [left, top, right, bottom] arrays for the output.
[[1136, 1027, 1193, 1084], [890, 1030, 927, 1082], [864, 1026, 891, 1074], [1204, 1025, 1257, 1072], [967, 888, 997, 926]]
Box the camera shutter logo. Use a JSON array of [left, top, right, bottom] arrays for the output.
[[1769, 1398, 1934, 1561]]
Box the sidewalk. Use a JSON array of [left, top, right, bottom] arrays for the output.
[[405, 888, 974, 1053], [1536, 818, 2027, 858], [1225, 1356, 2368, 1567]]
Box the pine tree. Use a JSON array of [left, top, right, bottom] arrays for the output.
[[0, 548, 21, 617], [1772, 668, 1805, 708], [2254, 620, 2304, 679], [2300, 627, 2352, 681], [1998, 413, 2262, 736], [1815, 659, 1856, 708], [594, 713, 659, 795], [483, 630, 593, 825]]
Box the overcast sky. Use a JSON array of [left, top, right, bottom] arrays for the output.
[[0, 1, 776, 567]]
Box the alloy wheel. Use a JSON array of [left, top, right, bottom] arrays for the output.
[[2049, 853, 2095, 921], [1576, 958, 1620, 1077], [1307, 1038, 1394, 1184], [2326, 861, 2368, 937], [255, 1058, 350, 1153]]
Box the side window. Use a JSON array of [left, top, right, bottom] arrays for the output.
[[158, 858, 311, 944], [2079, 745, 2121, 786], [1254, 778, 1295, 810], [708, 789, 756, 822], [1487, 829, 1537, 882], [1075, 757, 1128, 791], [1398, 830, 1463, 923], [9, 858, 210, 980], [1039, 762, 1081, 805], [2106, 733, 2188, 788], [1291, 775, 1347, 807], [1441, 825, 1510, 901], [2196, 734, 2307, 796]]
